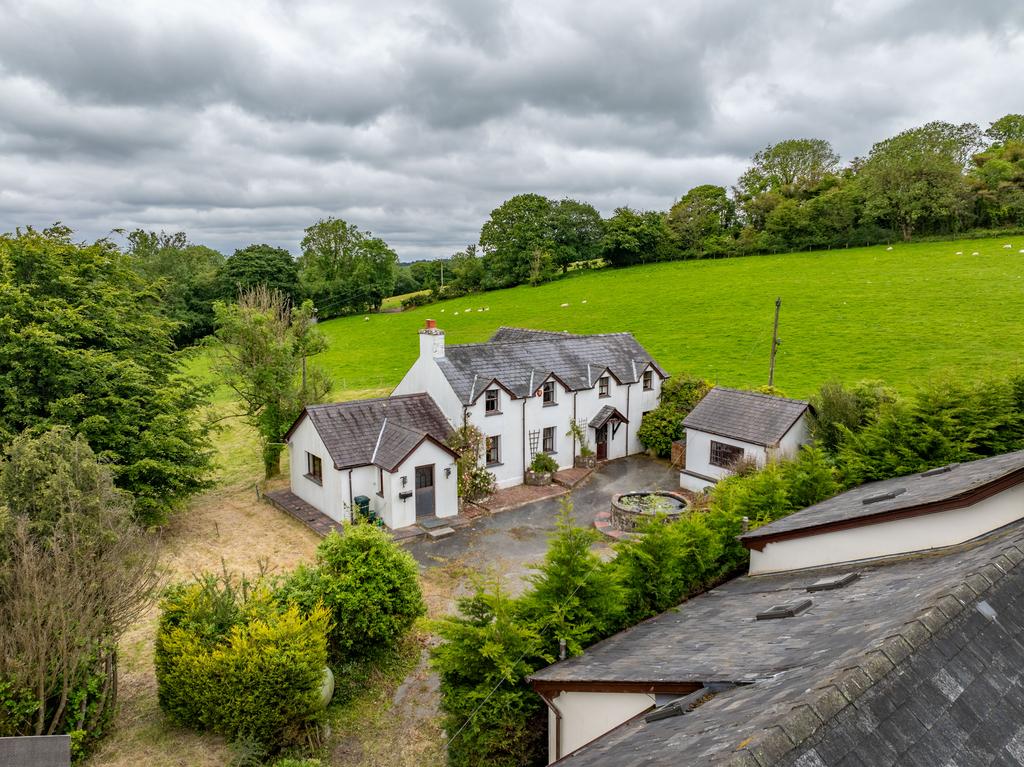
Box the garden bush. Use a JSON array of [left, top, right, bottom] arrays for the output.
[[529, 452, 558, 473], [155, 574, 330, 748], [276, 526, 424, 662], [638, 373, 711, 457]]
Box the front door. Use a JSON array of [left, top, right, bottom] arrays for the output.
[[415, 465, 435, 518], [595, 425, 608, 460]]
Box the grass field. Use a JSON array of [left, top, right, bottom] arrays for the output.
[[201, 235, 1024, 401]]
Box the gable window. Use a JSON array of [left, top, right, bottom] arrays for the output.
[[485, 435, 501, 465], [485, 389, 500, 414], [598, 376, 610, 397], [542, 381, 557, 405], [709, 441, 744, 469], [542, 426, 555, 453], [306, 452, 323, 484], [643, 370, 653, 390]]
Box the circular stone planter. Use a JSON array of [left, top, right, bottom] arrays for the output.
[[524, 470, 553, 486], [609, 491, 690, 532]]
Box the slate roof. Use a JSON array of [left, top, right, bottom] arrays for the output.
[[288, 393, 454, 471], [741, 449, 1024, 545], [436, 327, 665, 404], [589, 405, 628, 429], [530, 519, 1024, 766], [683, 387, 810, 447]]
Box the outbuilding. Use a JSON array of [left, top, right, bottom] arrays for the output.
[[283, 393, 459, 530], [679, 387, 812, 492]]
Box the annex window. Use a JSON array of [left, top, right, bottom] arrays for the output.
[[486, 435, 501, 465], [485, 389, 500, 414], [598, 376, 610, 397], [542, 426, 555, 453], [306, 452, 323, 484], [709, 441, 744, 469], [542, 380, 557, 405], [643, 370, 653, 390]]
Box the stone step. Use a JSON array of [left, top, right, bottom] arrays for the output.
[[426, 526, 456, 539]]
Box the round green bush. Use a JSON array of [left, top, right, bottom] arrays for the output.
[[277, 525, 425, 661]]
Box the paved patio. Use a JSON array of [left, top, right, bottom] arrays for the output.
[[407, 455, 679, 590]]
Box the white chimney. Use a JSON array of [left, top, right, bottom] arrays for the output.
[[419, 319, 445, 359]]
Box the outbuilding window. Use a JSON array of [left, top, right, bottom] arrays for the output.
[[485, 389, 500, 414], [643, 370, 653, 390], [598, 376, 610, 397], [542, 380, 557, 405], [306, 452, 323, 484], [543, 426, 555, 453], [486, 435, 501, 465], [709, 441, 744, 469]]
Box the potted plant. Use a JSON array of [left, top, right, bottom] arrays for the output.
[[525, 452, 558, 485], [567, 420, 597, 469]]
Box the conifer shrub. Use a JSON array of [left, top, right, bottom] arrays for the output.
[[275, 526, 425, 662], [155, 573, 330, 748], [528, 452, 558, 474]]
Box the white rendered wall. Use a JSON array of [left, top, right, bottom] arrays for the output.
[[466, 388, 526, 489], [574, 373, 631, 461], [749, 482, 1024, 575], [629, 366, 664, 454], [684, 429, 765, 481], [287, 416, 351, 523], [521, 377, 576, 472], [771, 415, 811, 461], [391, 334, 464, 426], [546, 691, 655, 763], [376, 440, 459, 529]]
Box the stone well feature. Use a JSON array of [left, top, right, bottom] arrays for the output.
[[609, 491, 690, 532]]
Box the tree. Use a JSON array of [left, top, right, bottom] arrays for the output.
[[809, 380, 897, 454], [969, 138, 1024, 228], [518, 499, 623, 658], [0, 224, 213, 524], [298, 217, 398, 317], [985, 114, 1024, 146], [213, 287, 330, 477], [600, 207, 672, 267], [637, 374, 711, 457], [480, 194, 554, 288], [448, 245, 485, 293], [0, 428, 158, 756], [219, 244, 301, 305], [548, 198, 604, 273], [858, 121, 983, 239], [126, 230, 225, 346], [667, 185, 736, 258], [737, 139, 840, 199]]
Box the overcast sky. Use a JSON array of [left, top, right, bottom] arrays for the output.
[[0, 0, 1021, 261]]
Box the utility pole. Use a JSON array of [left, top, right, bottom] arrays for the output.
[[768, 297, 781, 388], [440, 262, 445, 291]]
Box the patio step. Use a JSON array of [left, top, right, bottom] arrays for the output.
[[426, 526, 456, 539]]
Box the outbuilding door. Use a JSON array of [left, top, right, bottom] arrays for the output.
[[415, 465, 435, 517], [595, 425, 608, 460]]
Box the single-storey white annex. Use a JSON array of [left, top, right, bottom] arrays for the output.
[[679, 387, 812, 493], [283, 393, 460, 529]]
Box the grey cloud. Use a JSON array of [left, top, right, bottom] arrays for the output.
[[0, 0, 1022, 260]]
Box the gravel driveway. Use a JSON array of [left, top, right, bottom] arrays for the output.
[[409, 455, 678, 592]]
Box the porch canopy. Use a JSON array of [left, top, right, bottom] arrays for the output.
[[589, 405, 628, 429]]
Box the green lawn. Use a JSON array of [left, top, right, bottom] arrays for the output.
[[189, 235, 1024, 403]]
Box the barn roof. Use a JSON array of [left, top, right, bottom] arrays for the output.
[[286, 393, 455, 472], [682, 387, 810, 446], [530, 515, 1024, 766], [436, 327, 665, 404], [741, 449, 1024, 548]]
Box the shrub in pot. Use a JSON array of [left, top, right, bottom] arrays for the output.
[[525, 452, 558, 485]]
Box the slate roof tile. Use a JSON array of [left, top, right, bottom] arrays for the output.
[[435, 327, 664, 403], [295, 393, 453, 470], [683, 386, 810, 446]]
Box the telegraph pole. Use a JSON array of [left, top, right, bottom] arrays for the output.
[[768, 297, 781, 388]]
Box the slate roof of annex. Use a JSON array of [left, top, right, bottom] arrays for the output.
[[289, 393, 453, 472], [682, 387, 810, 447], [741, 449, 1024, 544], [435, 327, 665, 404], [530, 517, 1024, 766]]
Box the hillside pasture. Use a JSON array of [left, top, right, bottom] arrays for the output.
[[241, 236, 1024, 400]]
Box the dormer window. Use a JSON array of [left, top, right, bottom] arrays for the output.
[[542, 381, 556, 405], [643, 370, 653, 390], [485, 389, 500, 414], [598, 376, 610, 397]]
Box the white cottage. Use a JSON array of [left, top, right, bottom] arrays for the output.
[[679, 387, 812, 493], [283, 393, 460, 529], [393, 321, 667, 489]]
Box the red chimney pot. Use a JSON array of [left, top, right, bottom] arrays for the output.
[[425, 319, 437, 329]]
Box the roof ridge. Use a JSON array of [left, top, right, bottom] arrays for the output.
[[727, 540, 1024, 765], [449, 332, 639, 350], [712, 386, 809, 406]]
